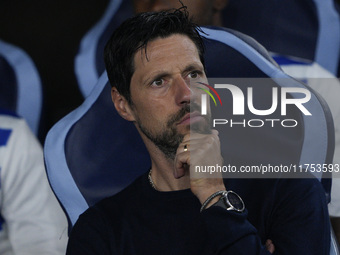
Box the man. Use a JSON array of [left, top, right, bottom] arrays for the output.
[[67, 8, 330, 254], [133, 0, 340, 245], [0, 109, 68, 254]]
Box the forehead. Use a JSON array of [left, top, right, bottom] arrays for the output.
[[133, 34, 202, 73]]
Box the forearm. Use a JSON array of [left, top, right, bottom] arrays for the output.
[[201, 206, 272, 255]]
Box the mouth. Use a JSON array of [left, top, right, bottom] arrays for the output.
[[177, 111, 204, 126]]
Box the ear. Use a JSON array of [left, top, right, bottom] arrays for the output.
[[213, 0, 229, 11], [111, 87, 136, 122]]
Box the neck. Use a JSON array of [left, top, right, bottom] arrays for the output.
[[136, 125, 190, 191], [149, 158, 190, 191]]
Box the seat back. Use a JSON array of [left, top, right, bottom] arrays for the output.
[[75, 0, 340, 100], [75, 0, 133, 98], [0, 40, 43, 138], [223, 0, 340, 75]]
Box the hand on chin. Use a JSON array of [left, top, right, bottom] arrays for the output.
[[174, 130, 226, 204]]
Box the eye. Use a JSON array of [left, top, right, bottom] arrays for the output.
[[151, 79, 164, 87], [188, 71, 200, 79]]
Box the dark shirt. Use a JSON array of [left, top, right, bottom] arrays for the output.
[[67, 172, 330, 254]]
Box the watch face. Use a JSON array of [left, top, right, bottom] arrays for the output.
[[226, 191, 245, 212]]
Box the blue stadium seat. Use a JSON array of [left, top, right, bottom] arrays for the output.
[[74, 0, 133, 98], [0, 40, 43, 138], [75, 0, 340, 100], [223, 0, 340, 76]]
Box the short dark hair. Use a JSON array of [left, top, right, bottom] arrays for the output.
[[104, 7, 205, 104]]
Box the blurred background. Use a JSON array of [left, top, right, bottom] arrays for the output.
[[0, 0, 109, 141], [1, 0, 339, 142]]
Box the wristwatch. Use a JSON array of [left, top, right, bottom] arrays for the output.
[[214, 190, 245, 213]]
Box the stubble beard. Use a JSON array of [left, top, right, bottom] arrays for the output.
[[136, 103, 211, 160]]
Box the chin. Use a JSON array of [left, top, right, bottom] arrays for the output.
[[190, 121, 211, 134]]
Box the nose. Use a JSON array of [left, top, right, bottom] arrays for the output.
[[174, 76, 192, 106]]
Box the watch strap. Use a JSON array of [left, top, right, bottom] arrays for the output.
[[200, 190, 227, 212]]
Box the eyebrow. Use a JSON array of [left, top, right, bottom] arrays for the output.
[[143, 63, 204, 85], [143, 71, 170, 86], [182, 64, 204, 74]]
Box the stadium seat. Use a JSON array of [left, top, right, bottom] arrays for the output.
[[0, 40, 43, 139]]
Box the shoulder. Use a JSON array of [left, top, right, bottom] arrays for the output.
[[0, 112, 24, 131], [0, 112, 37, 145], [275, 176, 326, 202], [77, 173, 146, 225], [0, 112, 42, 171], [227, 176, 327, 217], [227, 175, 325, 199], [242, 176, 328, 220], [69, 173, 147, 252], [274, 177, 328, 217]]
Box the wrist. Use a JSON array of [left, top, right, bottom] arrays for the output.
[[200, 190, 227, 212], [195, 185, 226, 205]]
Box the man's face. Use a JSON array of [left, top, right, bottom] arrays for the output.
[[132, 0, 214, 26], [128, 34, 209, 159]]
